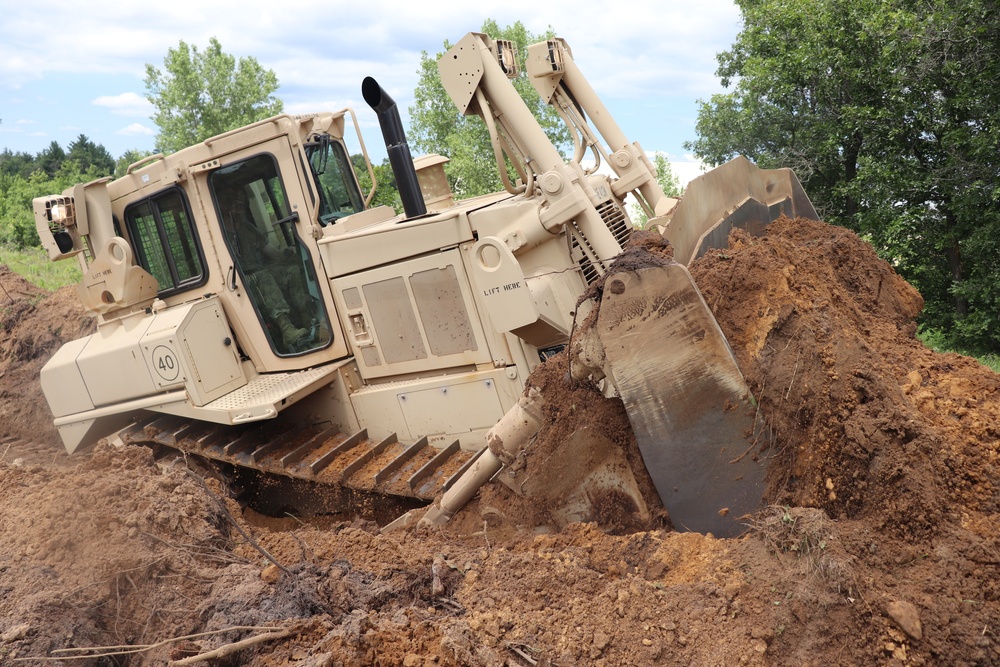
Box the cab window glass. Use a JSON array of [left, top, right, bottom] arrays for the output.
[[306, 137, 364, 225], [124, 188, 205, 295], [210, 154, 333, 357]]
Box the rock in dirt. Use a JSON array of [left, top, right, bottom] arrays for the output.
[[1, 623, 30, 642], [885, 599, 923, 641], [261, 563, 283, 584]]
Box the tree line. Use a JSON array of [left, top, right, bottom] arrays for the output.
[[0, 136, 145, 248]]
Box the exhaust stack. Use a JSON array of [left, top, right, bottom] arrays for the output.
[[362, 77, 427, 219]]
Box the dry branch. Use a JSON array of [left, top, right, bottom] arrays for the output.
[[15, 626, 286, 662], [168, 629, 293, 665], [184, 469, 291, 575]]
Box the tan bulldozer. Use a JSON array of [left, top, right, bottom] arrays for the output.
[[33, 32, 815, 538]]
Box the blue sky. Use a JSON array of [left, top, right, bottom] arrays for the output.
[[0, 0, 741, 186]]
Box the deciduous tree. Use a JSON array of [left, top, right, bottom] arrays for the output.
[[687, 0, 1000, 352], [631, 153, 682, 226], [144, 37, 283, 154]]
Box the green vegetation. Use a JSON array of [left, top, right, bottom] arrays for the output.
[[0, 245, 81, 291], [918, 327, 1000, 374], [145, 37, 283, 154], [352, 155, 402, 214], [687, 0, 1000, 355], [0, 152, 112, 248], [631, 153, 682, 227], [1, 37, 282, 260]]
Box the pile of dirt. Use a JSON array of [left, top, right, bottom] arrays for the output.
[[693, 218, 998, 536], [0, 267, 94, 454], [1, 217, 997, 666]]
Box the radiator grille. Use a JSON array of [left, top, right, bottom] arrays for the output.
[[570, 221, 602, 285], [597, 199, 632, 247]]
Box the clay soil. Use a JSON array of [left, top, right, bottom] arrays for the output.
[[0, 217, 997, 666]]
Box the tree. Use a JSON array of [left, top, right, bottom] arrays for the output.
[[0, 149, 38, 179], [0, 161, 101, 248], [408, 20, 571, 198], [352, 154, 402, 213], [144, 37, 283, 154], [114, 149, 157, 179], [36, 141, 66, 178], [687, 0, 1000, 353], [66, 135, 115, 176]]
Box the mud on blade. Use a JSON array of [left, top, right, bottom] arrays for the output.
[[596, 263, 771, 537]]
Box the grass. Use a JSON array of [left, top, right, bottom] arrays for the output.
[[976, 354, 1000, 373], [0, 245, 81, 291], [917, 326, 1000, 373]]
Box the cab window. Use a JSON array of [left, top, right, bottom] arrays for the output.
[[209, 153, 333, 357], [124, 187, 206, 296], [306, 136, 364, 225]]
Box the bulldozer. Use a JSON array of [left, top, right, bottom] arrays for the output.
[[32, 33, 816, 537]]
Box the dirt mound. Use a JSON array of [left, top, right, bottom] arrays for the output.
[[0, 267, 94, 452], [1, 216, 998, 667], [692, 218, 999, 538], [452, 352, 668, 537]]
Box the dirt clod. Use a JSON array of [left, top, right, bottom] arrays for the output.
[[886, 600, 923, 641]]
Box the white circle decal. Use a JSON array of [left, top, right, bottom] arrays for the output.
[[152, 345, 180, 381]]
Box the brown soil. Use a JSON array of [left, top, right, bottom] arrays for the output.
[[1, 218, 998, 666]]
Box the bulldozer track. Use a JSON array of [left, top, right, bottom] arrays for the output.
[[121, 415, 486, 503]]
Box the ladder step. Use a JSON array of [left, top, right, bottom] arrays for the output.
[[279, 425, 340, 468], [223, 424, 276, 456], [152, 420, 194, 446], [142, 415, 184, 440], [250, 427, 304, 464], [408, 440, 460, 492]]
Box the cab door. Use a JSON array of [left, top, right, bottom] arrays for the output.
[[202, 139, 349, 371]]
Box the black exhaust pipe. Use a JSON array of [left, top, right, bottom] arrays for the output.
[[362, 77, 427, 219]]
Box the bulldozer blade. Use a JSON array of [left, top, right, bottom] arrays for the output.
[[659, 155, 818, 268], [596, 263, 770, 537]]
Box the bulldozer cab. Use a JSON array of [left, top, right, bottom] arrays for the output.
[[209, 154, 334, 357]]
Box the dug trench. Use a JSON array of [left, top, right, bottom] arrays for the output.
[[0, 216, 997, 666]]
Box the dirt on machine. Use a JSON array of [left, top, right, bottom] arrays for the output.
[[32, 32, 817, 537]]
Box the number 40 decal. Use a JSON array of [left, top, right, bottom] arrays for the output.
[[152, 345, 181, 382]]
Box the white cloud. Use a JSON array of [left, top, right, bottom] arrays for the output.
[[93, 92, 153, 117], [671, 160, 709, 189], [117, 123, 156, 137], [1, 0, 742, 159], [0, 1, 740, 95]]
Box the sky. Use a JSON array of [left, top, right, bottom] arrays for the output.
[[0, 0, 742, 187]]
